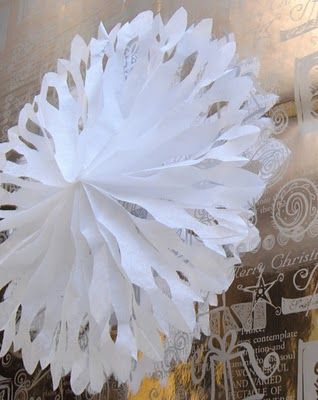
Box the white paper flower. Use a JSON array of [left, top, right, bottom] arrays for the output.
[[0, 8, 283, 394]]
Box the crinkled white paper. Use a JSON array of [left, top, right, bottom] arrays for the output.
[[0, 8, 286, 395]]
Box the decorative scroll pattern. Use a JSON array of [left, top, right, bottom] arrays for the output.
[[273, 178, 318, 241]]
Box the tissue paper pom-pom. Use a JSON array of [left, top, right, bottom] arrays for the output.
[[0, 8, 285, 394]]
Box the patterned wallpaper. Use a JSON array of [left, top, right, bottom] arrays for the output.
[[1, 1, 318, 399]]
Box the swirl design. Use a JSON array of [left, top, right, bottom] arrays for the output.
[[1, 352, 12, 367], [273, 178, 318, 239], [270, 106, 289, 135], [253, 139, 289, 187], [293, 264, 318, 291], [14, 369, 31, 389], [154, 328, 192, 379], [173, 331, 189, 351], [163, 346, 179, 370]]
